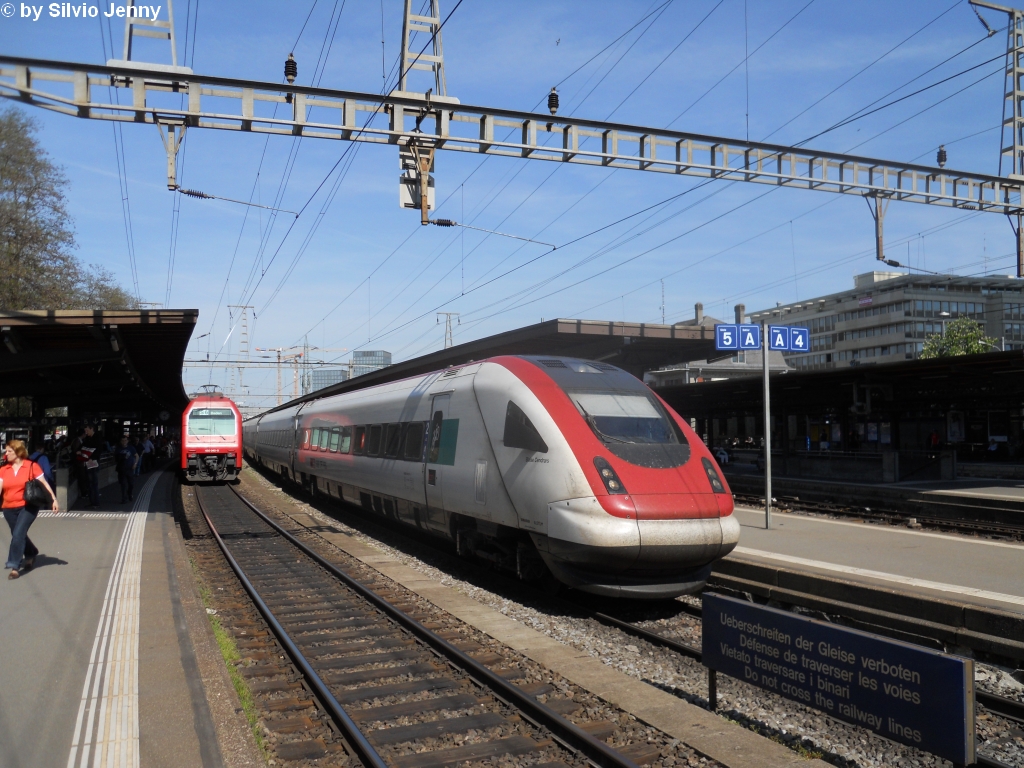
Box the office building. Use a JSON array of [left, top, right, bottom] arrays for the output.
[[351, 350, 392, 378], [748, 272, 1023, 371], [310, 368, 349, 391]]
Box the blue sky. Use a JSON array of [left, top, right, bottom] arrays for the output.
[[1, 0, 1018, 407]]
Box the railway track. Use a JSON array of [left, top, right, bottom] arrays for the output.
[[732, 493, 1024, 540], [228, 465, 1023, 766], [192, 482, 672, 768]]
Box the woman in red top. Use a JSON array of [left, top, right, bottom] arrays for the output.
[[1, 439, 59, 579]]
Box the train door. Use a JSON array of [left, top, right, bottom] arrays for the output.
[[424, 393, 454, 534]]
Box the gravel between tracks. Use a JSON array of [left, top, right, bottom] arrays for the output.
[[240, 468, 1024, 768]]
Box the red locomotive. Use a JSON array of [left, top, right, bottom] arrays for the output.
[[182, 385, 243, 482]]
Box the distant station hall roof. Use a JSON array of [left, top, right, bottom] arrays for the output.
[[269, 319, 718, 414], [0, 309, 197, 418], [662, 349, 1024, 416]]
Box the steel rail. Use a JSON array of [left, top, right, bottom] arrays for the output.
[[585, 607, 1023, 768], [194, 486, 390, 768], [226, 484, 642, 768]]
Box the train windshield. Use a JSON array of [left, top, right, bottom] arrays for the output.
[[569, 391, 689, 468], [188, 408, 237, 436]]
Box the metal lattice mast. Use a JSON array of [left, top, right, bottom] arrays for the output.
[[108, 0, 189, 72], [437, 312, 459, 348], [973, 0, 1024, 276], [228, 305, 253, 393], [399, 0, 447, 96]]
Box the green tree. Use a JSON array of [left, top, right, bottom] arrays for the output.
[[0, 106, 136, 310], [919, 317, 998, 358]]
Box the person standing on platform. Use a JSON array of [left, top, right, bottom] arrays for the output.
[[1, 439, 59, 580], [141, 434, 155, 473], [115, 436, 138, 504], [74, 426, 101, 509], [29, 442, 54, 488]]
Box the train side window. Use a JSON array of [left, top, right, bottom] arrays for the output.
[[384, 424, 402, 458], [311, 428, 321, 450], [329, 427, 340, 452], [353, 426, 367, 455], [403, 422, 426, 461], [339, 426, 352, 454], [367, 425, 383, 456], [319, 428, 330, 451], [503, 401, 548, 453]]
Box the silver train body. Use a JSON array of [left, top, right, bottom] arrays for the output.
[[243, 356, 739, 598]]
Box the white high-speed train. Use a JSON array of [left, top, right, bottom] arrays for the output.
[[243, 355, 739, 598]]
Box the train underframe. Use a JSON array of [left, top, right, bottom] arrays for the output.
[[251, 454, 723, 598], [185, 452, 240, 482]]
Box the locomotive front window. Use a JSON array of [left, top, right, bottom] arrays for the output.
[[188, 408, 236, 436], [569, 391, 690, 469]]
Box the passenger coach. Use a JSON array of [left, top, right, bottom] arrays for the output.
[[244, 356, 739, 598]]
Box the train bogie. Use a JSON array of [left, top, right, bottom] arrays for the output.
[[243, 355, 739, 598]]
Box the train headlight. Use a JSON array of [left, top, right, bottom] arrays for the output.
[[701, 457, 727, 494], [593, 456, 627, 495]]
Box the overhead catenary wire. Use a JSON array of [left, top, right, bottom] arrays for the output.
[[313, 1, 728, 354], [98, 16, 141, 305]]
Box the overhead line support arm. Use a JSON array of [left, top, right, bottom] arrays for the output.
[[1, 55, 1023, 215]]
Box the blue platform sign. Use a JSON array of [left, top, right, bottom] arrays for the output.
[[790, 327, 810, 352], [715, 324, 739, 350], [768, 325, 791, 351], [702, 594, 974, 765], [738, 324, 761, 350]]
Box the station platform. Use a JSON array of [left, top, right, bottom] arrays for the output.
[[724, 469, 1024, 528], [728, 504, 1024, 617], [0, 469, 257, 768]]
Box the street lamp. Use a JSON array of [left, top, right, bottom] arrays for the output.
[[938, 310, 951, 336]]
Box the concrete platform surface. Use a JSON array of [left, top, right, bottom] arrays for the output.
[[0, 470, 251, 768], [731, 505, 1024, 614]]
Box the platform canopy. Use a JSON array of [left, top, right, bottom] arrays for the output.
[[274, 318, 718, 414], [0, 309, 197, 422], [662, 349, 1024, 417]]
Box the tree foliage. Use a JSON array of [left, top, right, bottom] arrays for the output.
[[0, 107, 136, 310], [919, 317, 998, 358]]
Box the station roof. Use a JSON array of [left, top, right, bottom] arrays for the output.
[[660, 350, 1024, 417], [270, 318, 718, 414], [0, 309, 197, 420]]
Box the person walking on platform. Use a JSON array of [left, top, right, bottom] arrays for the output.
[[1, 439, 59, 580], [74, 426, 101, 509], [115, 436, 138, 504]]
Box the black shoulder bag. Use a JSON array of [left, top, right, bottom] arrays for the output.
[[23, 461, 53, 510]]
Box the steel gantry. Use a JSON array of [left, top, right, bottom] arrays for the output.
[[3, 53, 1023, 219]]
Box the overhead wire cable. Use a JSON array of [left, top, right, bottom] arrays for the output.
[[240, 0, 469, 315], [761, 0, 962, 142], [98, 16, 141, 304], [297, 0, 684, 345], [666, 0, 817, 128]]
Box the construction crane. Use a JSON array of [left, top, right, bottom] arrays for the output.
[[254, 347, 303, 406], [2, 2, 1023, 274]]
